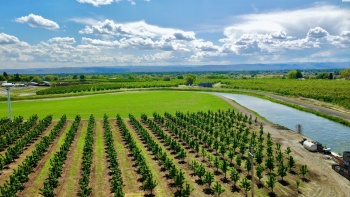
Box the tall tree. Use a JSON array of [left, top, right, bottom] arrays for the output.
[[3, 72, 8, 80], [185, 74, 196, 85]]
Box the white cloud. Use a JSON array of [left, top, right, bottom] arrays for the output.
[[79, 20, 196, 41], [0, 33, 21, 44], [15, 14, 59, 30], [77, 0, 148, 6], [47, 37, 76, 45], [224, 4, 350, 39], [307, 27, 329, 39], [77, 0, 115, 7]]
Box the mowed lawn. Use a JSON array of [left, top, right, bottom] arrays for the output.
[[0, 91, 233, 120]]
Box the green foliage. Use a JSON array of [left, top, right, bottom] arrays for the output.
[[286, 70, 303, 79], [267, 173, 276, 192], [300, 165, 308, 179], [185, 74, 196, 85], [203, 171, 214, 189], [230, 168, 240, 186], [340, 68, 350, 79], [240, 177, 251, 197], [213, 181, 225, 196]]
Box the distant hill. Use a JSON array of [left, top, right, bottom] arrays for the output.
[[1, 62, 349, 74]]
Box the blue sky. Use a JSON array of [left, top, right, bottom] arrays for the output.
[[0, 0, 349, 69]]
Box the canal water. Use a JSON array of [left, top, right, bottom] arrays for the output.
[[214, 93, 350, 153]]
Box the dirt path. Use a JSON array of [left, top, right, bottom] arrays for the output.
[[91, 119, 112, 197], [0, 121, 56, 185], [110, 119, 144, 196], [55, 120, 87, 197], [217, 95, 350, 197], [18, 120, 72, 197]]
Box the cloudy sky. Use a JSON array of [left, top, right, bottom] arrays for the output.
[[0, 0, 349, 69]]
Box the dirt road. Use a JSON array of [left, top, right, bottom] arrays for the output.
[[216, 95, 350, 197]]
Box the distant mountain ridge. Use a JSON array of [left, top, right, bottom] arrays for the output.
[[1, 62, 349, 74]]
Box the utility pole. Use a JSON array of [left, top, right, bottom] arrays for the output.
[[6, 86, 12, 121], [249, 145, 255, 197]]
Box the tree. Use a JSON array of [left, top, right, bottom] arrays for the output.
[[175, 170, 185, 189], [287, 155, 296, 172], [285, 147, 291, 156], [245, 157, 252, 175], [195, 164, 206, 182], [221, 159, 229, 180], [13, 73, 21, 81], [286, 70, 303, 79], [142, 174, 157, 195], [80, 75, 85, 80], [300, 165, 308, 179], [340, 68, 350, 79], [230, 168, 240, 187], [3, 72, 8, 80], [163, 75, 171, 81], [296, 180, 301, 194], [203, 171, 214, 189], [213, 181, 225, 196], [266, 173, 276, 193], [240, 177, 251, 197], [265, 156, 275, 174], [277, 162, 287, 181], [185, 74, 196, 85], [236, 155, 242, 170], [256, 165, 264, 185], [228, 150, 235, 164]]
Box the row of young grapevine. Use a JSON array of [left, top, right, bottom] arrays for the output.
[[79, 115, 95, 197], [128, 114, 192, 196], [0, 115, 67, 196], [116, 114, 159, 195], [141, 114, 187, 163], [152, 112, 228, 195], [102, 115, 124, 197], [0, 115, 53, 170], [0, 116, 23, 136], [40, 115, 81, 196], [0, 115, 38, 151], [36, 81, 181, 95]]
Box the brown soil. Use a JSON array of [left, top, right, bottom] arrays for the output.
[[90, 119, 112, 197], [110, 120, 145, 196], [17, 120, 71, 197], [0, 121, 56, 185], [217, 95, 350, 197], [55, 120, 86, 197]]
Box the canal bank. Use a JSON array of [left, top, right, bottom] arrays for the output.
[[213, 92, 350, 196]]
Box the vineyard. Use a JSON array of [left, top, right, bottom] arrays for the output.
[[0, 108, 313, 197]]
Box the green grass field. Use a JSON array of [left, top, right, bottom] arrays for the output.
[[0, 91, 233, 120]]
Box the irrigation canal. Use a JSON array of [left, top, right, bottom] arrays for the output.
[[214, 93, 350, 154]]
